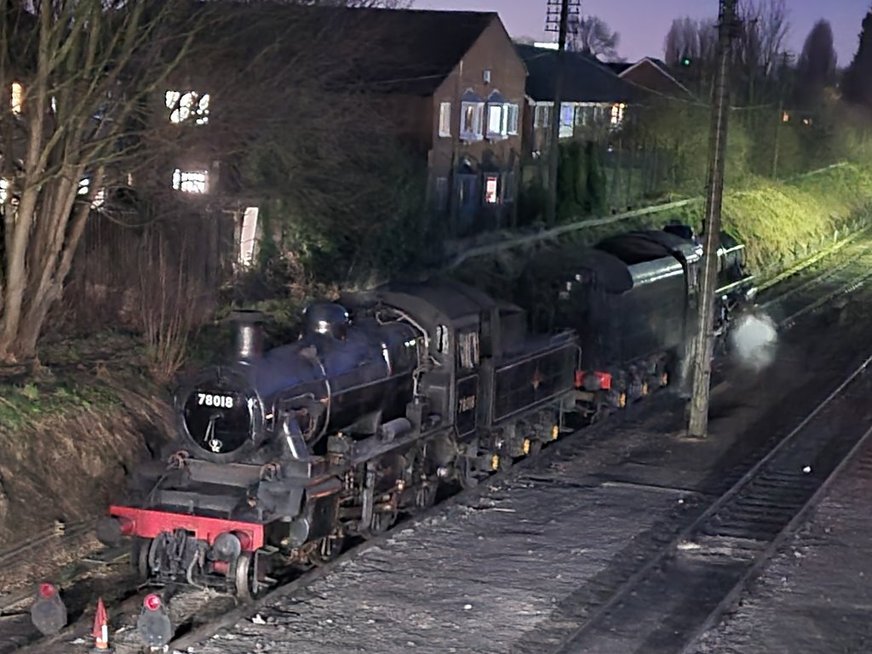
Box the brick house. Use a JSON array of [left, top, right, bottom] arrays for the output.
[[161, 6, 528, 240], [343, 9, 528, 235], [515, 44, 637, 160]]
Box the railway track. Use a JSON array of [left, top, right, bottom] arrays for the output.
[[754, 230, 872, 325], [4, 232, 872, 653], [551, 351, 872, 654]]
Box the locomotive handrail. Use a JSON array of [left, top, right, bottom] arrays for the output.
[[375, 305, 440, 401]]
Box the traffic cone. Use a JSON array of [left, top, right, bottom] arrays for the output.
[[92, 597, 112, 652]]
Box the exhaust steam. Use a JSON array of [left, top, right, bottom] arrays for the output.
[[728, 311, 778, 372]]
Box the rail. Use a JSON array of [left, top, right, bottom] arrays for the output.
[[553, 350, 872, 654]]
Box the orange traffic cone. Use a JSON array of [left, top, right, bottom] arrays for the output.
[[92, 597, 112, 652]]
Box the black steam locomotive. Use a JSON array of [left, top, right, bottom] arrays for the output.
[[518, 225, 753, 418], [100, 280, 580, 598], [97, 224, 753, 599]]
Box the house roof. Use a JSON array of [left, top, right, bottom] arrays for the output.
[[335, 8, 501, 95], [607, 57, 694, 98], [515, 44, 637, 104], [198, 4, 504, 96], [605, 62, 633, 75]]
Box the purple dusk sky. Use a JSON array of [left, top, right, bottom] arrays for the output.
[[411, 0, 871, 67]]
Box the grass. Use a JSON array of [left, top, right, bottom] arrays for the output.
[[0, 380, 120, 432], [673, 163, 872, 275], [0, 330, 154, 432]]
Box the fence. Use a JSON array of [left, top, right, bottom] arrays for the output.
[[58, 205, 238, 335], [446, 162, 852, 271]]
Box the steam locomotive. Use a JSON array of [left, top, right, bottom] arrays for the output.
[[96, 224, 753, 599]]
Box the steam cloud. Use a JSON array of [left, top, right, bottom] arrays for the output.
[[728, 311, 778, 372]]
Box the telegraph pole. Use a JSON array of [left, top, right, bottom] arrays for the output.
[[544, 0, 579, 226], [686, 0, 739, 438]]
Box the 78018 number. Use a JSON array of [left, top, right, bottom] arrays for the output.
[[198, 393, 234, 408]]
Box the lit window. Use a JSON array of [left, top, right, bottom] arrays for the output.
[[782, 111, 790, 123], [487, 104, 503, 136], [610, 103, 626, 127], [559, 103, 574, 138], [0, 178, 9, 204], [460, 101, 484, 140], [484, 174, 499, 204], [165, 90, 210, 125], [11, 82, 23, 115], [172, 169, 208, 193], [78, 178, 105, 207], [438, 102, 451, 137], [239, 206, 259, 268]]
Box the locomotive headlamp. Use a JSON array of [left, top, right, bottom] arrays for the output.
[[211, 532, 242, 561]]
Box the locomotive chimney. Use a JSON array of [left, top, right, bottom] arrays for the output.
[[229, 310, 265, 362]]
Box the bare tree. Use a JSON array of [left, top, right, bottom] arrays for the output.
[[0, 0, 206, 362], [666, 0, 788, 103], [755, 0, 790, 78], [663, 16, 718, 95], [795, 19, 837, 107], [567, 15, 621, 60], [665, 17, 699, 66]]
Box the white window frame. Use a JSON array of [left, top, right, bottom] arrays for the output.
[[504, 103, 519, 135], [460, 101, 484, 141], [534, 104, 551, 128], [165, 90, 210, 126], [486, 103, 503, 139], [172, 168, 209, 194], [438, 101, 451, 137]]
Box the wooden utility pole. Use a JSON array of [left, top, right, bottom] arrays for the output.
[[686, 0, 739, 438], [544, 0, 578, 226]]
